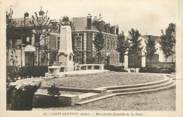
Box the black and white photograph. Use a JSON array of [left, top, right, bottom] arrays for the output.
[[1, 0, 183, 115]]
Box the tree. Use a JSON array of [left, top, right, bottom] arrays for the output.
[[31, 8, 51, 65], [93, 17, 105, 64], [6, 8, 14, 66], [6, 8, 15, 28], [128, 28, 142, 68], [145, 35, 157, 63], [116, 31, 129, 63], [160, 23, 176, 62], [128, 29, 142, 53], [93, 31, 104, 63]]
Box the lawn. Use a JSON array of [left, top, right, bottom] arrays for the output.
[[34, 72, 175, 110], [41, 72, 166, 89]]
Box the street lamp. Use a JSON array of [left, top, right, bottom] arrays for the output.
[[24, 12, 29, 27]]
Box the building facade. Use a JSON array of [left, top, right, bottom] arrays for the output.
[[7, 12, 174, 69], [71, 15, 119, 64], [7, 14, 120, 67]]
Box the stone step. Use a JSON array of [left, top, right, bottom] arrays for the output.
[[106, 77, 170, 90], [76, 80, 175, 105], [78, 93, 99, 100], [76, 93, 116, 105], [40, 86, 106, 93], [110, 79, 173, 93], [116, 82, 175, 96], [78, 91, 112, 101]]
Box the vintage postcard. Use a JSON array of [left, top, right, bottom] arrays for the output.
[[0, 0, 183, 117]]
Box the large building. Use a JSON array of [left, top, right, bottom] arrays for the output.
[[6, 12, 175, 70], [6, 14, 120, 67], [71, 14, 119, 64]]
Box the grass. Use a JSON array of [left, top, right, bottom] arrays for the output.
[[34, 72, 175, 110], [41, 72, 165, 89]]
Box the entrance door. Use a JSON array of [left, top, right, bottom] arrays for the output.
[[25, 52, 34, 66]]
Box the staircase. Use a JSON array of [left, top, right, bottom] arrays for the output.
[[75, 77, 175, 105]]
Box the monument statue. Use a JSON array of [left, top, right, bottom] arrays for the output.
[[58, 25, 74, 71]]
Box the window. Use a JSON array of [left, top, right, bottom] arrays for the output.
[[75, 36, 82, 50], [107, 39, 110, 49]]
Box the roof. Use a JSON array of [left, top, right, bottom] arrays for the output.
[[13, 18, 33, 27], [72, 17, 87, 30], [10, 15, 119, 34], [71, 17, 117, 34]]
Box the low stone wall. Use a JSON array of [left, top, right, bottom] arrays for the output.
[[75, 64, 104, 70]]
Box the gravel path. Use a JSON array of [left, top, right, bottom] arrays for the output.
[[41, 72, 165, 89]]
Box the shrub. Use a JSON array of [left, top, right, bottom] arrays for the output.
[[7, 66, 48, 81], [139, 67, 175, 73], [104, 64, 127, 72], [18, 66, 48, 77], [6, 66, 20, 82], [47, 84, 60, 96], [7, 83, 41, 110]]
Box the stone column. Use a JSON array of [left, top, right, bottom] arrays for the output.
[[31, 34, 35, 46], [36, 48, 39, 66], [22, 47, 25, 66], [92, 33, 95, 51], [83, 32, 87, 63], [141, 55, 146, 67]]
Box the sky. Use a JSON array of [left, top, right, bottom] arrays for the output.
[[4, 0, 178, 35]]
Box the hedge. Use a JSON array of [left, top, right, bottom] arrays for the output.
[[104, 64, 127, 72], [139, 67, 175, 73], [7, 84, 40, 110], [7, 66, 48, 79], [18, 66, 48, 77]]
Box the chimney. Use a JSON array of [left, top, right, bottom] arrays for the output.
[[116, 25, 119, 35], [87, 13, 92, 30]]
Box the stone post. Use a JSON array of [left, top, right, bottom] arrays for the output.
[[83, 32, 87, 63], [31, 34, 35, 46], [22, 47, 25, 66], [141, 55, 146, 67], [124, 52, 128, 70]]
